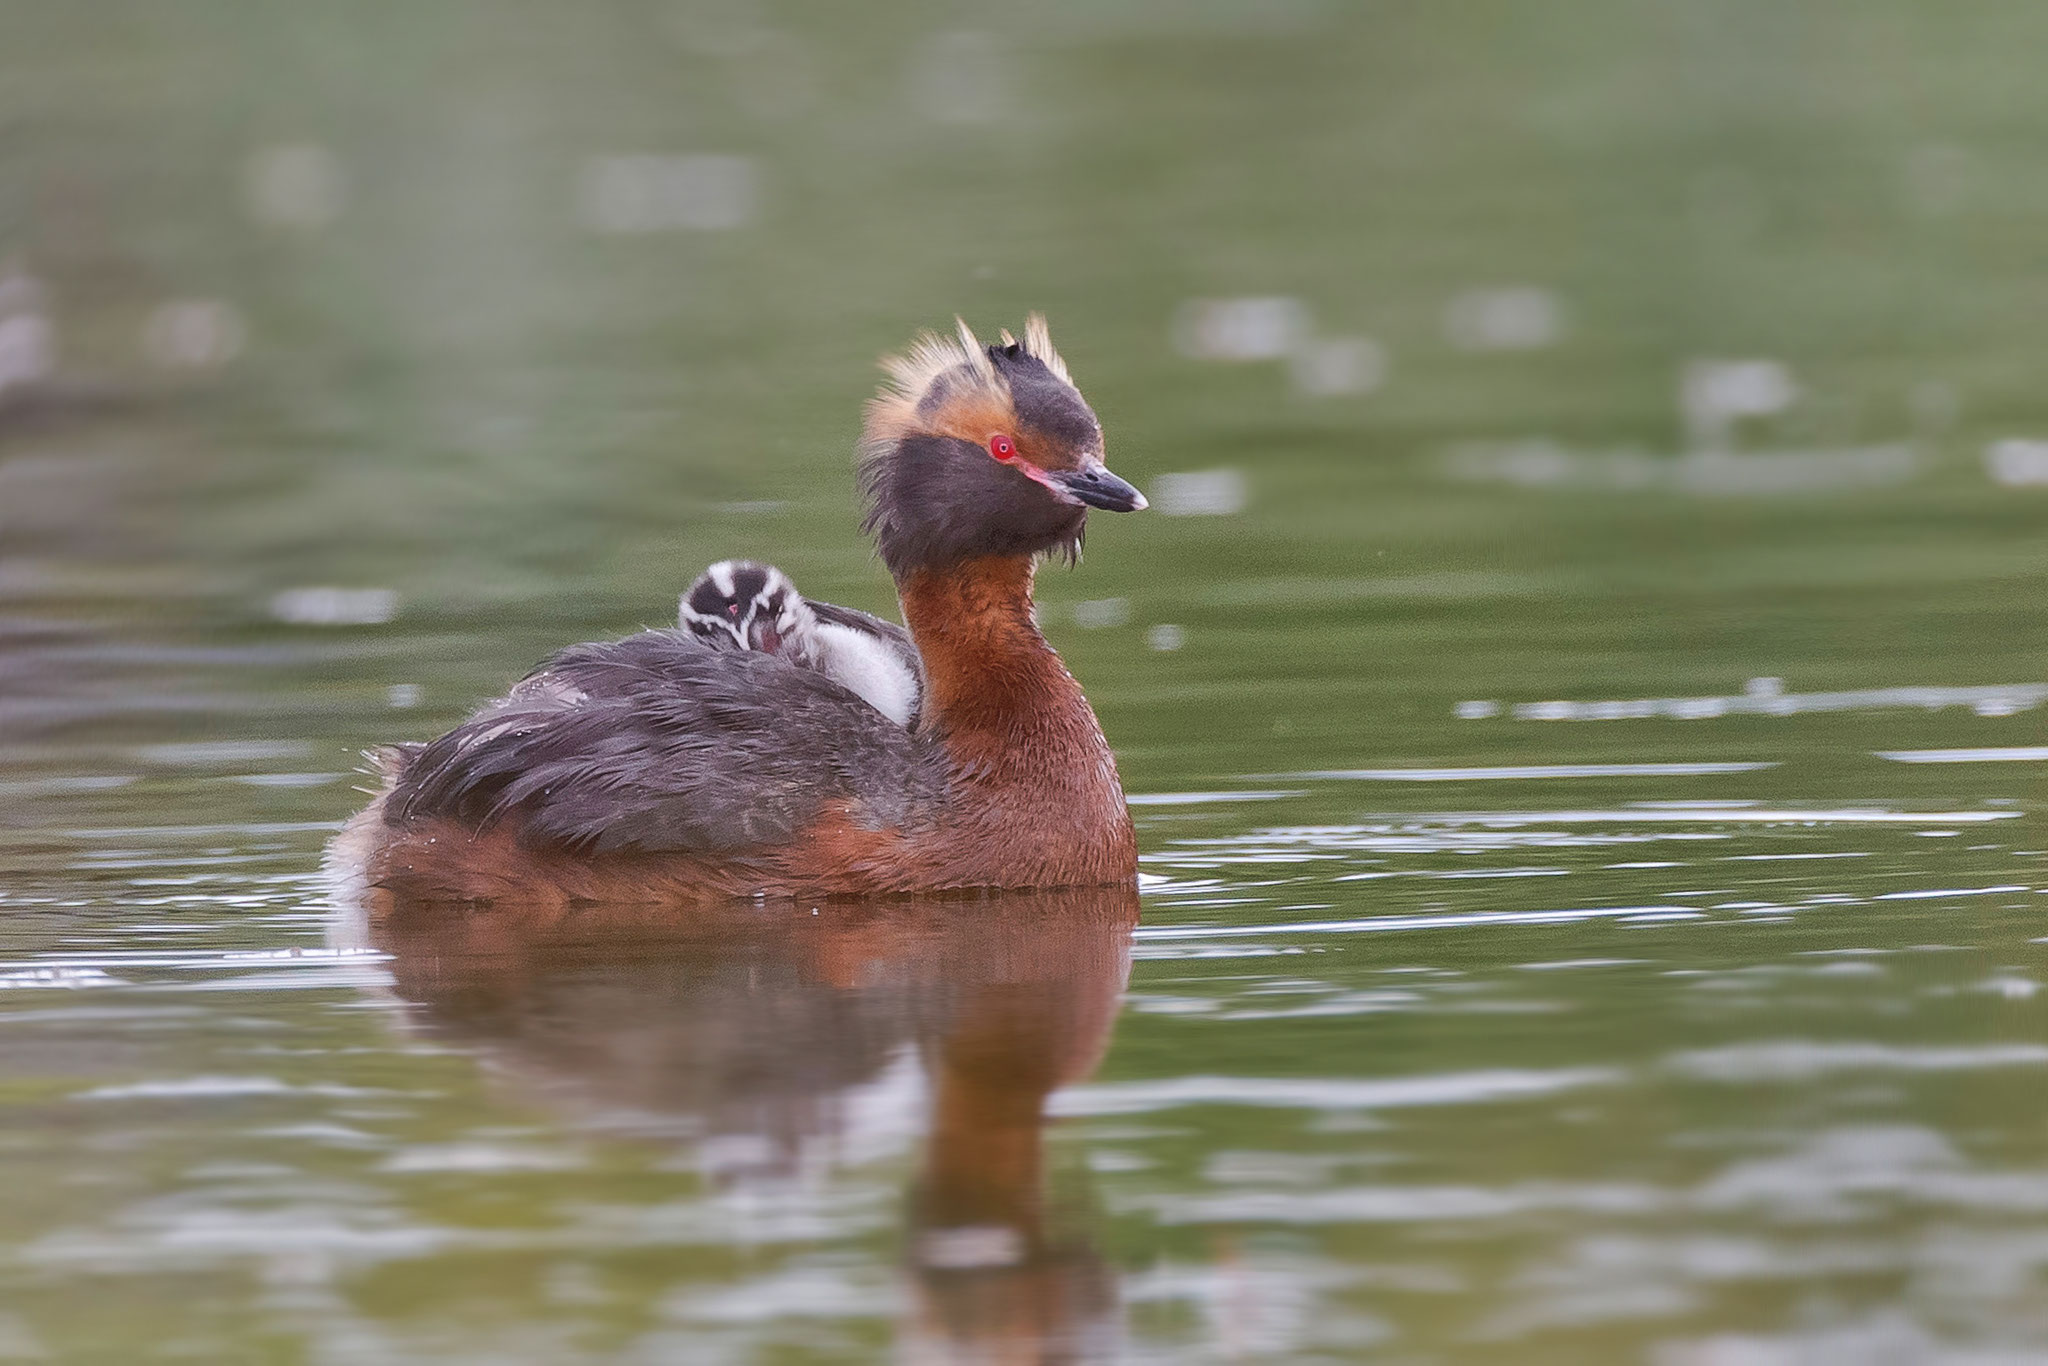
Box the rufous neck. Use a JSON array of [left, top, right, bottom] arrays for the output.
[[898, 556, 1077, 732]]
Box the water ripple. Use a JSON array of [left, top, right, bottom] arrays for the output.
[[1052, 1067, 1620, 1116]]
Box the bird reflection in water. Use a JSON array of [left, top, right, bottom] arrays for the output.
[[344, 880, 1138, 1363]]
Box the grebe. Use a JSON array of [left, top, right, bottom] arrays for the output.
[[350, 315, 1145, 904], [679, 559, 923, 728]]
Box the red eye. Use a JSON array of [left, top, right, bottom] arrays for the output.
[[989, 434, 1016, 461]]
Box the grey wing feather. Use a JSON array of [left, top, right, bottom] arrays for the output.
[[384, 629, 938, 854]]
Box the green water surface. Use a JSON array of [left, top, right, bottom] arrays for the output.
[[4, 3, 2047, 1361]]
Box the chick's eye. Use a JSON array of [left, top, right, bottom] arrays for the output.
[[989, 434, 1015, 461]]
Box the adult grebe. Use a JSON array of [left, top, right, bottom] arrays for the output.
[[347, 315, 1146, 904]]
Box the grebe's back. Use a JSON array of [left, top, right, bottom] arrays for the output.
[[384, 630, 937, 857]]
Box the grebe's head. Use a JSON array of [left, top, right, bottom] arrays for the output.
[[680, 560, 816, 653], [859, 315, 1145, 578]]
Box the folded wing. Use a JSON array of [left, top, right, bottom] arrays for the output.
[[384, 630, 938, 855]]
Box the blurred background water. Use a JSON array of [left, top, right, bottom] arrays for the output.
[[3, 1, 2046, 1361]]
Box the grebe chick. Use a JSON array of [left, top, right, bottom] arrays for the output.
[[354, 314, 1147, 902], [680, 559, 923, 728]]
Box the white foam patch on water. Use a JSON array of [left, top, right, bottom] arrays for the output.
[[1295, 762, 1776, 781], [1652, 1314, 2020, 1366], [135, 740, 315, 766], [253, 1124, 386, 1148], [54, 821, 343, 841], [1442, 439, 1917, 497], [591, 1184, 896, 1246], [381, 1145, 586, 1174], [1150, 825, 1729, 869], [0, 966, 122, 989], [1666, 1043, 2048, 1082], [1878, 746, 2048, 763], [1128, 988, 1435, 1022], [1130, 944, 1311, 960], [75, 1076, 396, 1101], [1498, 680, 2047, 722], [12, 948, 343, 972], [228, 772, 343, 788], [1052, 1067, 1619, 1116], [663, 1266, 899, 1322], [27, 1211, 461, 1269], [1135, 905, 1703, 941], [1121, 1253, 1392, 1356], [1128, 790, 1306, 806], [1139, 1121, 2048, 1236], [1475, 808, 2018, 824], [1475, 1234, 1896, 1341], [1155, 812, 2016, 883], [219, 947, 387, 963], [183, 959, 396, 992], [0, 775, 137, 797], [1689, 1126, 2048, 1218], [1149, 1180, 1662, 1225]]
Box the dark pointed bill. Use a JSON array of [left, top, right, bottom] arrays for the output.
[[1050, 463, 1148, 512]]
